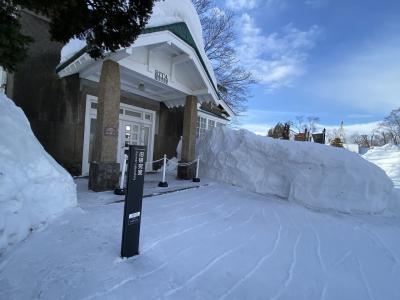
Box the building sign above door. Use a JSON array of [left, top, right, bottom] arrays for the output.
[[155, 70, 168, 85]]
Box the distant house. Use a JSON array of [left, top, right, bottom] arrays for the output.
[[2, 1, 233, 191]]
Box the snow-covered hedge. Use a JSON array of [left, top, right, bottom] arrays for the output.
[[198, 127, 395, 214], [0, 93, 77, 253]]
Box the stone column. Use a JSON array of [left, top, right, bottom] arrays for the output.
[[89, 60, 121, 191], [178, 95, 197, 179]]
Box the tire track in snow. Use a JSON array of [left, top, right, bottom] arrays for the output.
[[211, 209, 256, 237], [149, 210, 213, 227], [357, 258, 375, 300], [270, 233, 301, 300], [82, 246, 194, 300], [358, 224, 400, 272], [219, 208, 283, 300], [319, 283, 328, 300], [145, 197, 221, 218], [163, 233, 258, 298], [333, 250, 352, 268], [306, 216, 327, 274], [142, 206, 241, 253]]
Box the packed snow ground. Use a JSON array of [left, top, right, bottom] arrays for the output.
[[1, 178, 400, 300], [0, 93, 76, 254], [363, 144, 400, 188]]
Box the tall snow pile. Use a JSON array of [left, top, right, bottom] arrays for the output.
[[363, 144, 400, 188], [198, 127, 395, 214], [0, 93, 77, 253]]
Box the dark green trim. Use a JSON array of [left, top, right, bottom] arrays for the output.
[[56, 22, 218, 97], [56, 47, 88, 73], [143, 22, 219, 97]]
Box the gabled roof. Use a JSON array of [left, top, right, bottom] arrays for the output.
[[57, 23, 219, 100]]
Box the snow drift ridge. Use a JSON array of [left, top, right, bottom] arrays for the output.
[[198, 127, 395, 214]]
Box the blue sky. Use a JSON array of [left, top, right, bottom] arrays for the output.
[[214, 0, 400, 135]]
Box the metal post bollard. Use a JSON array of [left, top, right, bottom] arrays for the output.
[[193, 156, 200, 182], [158, 154, 168, 187], [114, 154, 128, 195]]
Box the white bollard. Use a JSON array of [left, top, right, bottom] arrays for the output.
[[158, 154, 168, 187], [193, 156, 200, 183], [115, 154, 128, 195], [120, 154, 128, 189]]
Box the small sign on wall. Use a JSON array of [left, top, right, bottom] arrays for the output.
[[104, 127, 117, 136], [155, 70, 168, 85]]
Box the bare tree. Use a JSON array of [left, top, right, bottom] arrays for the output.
[[267, 122, 291, 139], [193, 0, 255, 114], [292, 115, 320, 134], [293, 116, 305, 133], [306, 116, 320, 133], [350, 130, 388, 148], [380, 108, 400, 145], [326, 128, 339, 144]]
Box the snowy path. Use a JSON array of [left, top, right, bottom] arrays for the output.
[[1, 181, 400, 299]]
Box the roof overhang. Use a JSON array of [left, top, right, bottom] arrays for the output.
[[57, 23, 232, 115]]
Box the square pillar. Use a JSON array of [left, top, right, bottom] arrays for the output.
[[178, 95, 197, 180], [89, 60, 121, 191]]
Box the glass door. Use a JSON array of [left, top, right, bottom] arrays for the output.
[[82, 96, 156, 176], [140, 125, 150, 149], [118, 121, 152, 172]]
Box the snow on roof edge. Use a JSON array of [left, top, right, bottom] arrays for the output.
[[59, 0, 217, 86]]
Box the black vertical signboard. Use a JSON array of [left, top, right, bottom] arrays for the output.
[[121, 145, 146, 258]]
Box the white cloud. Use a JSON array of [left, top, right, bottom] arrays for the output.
[[319, 122, 381, 137], [237, 123, 273, 136], [305, 0, 329, 8], [236, 14, 321, 91], [225, 0, 258, 10]]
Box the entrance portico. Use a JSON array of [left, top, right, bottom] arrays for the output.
[[57, 23, 225, 191]]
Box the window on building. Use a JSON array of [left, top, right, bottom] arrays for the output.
[[208, 120, 215, 129], [196, 116, 200, 138], [196, 116, 207, 138], [125, 109, 142, 119]]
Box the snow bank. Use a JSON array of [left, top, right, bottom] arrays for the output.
[[0, 93, 77, 253], [198, 127, 395, 214], [363, 144, 400, 214], [363, 144, 400, 188]]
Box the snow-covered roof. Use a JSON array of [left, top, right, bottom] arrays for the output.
[[60, 0, 217, 88], [146, 0, 217, 87]]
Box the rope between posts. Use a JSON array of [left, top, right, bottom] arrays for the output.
[[144, 157, 165, 164], [165, 158, 198, 166], [123, 155, 199, 167], [119, 153, 200, 189]]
